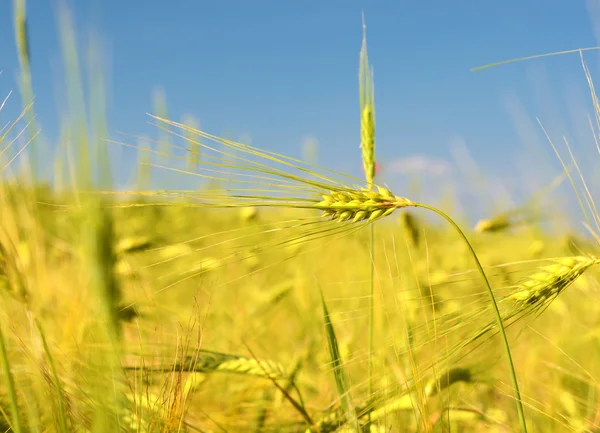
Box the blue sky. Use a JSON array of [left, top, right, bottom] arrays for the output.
[[1, 0, 600, 220]]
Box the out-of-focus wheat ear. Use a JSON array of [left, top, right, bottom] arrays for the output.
[[13, 0, 39, 178], [87, 32, 112, 190], [82, 204, 123, 342], [136, 135, 152, 190], [400, 211, 421, 248], [181, 113, 201, 171], [0, 239, 29, 304], [424, 367, 473, 398], [474, 215, 511, 233], [14, 0, 31, 114], [509, 255, 600, 310], [14, 0, 30, 74], [359, 16, 376, 190], [153, 88, 172, 155]]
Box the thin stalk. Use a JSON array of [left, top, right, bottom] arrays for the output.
[[0, 323, 23, 433], [36, 320, 69, 432], [413, 203, 528, 433], [367, 223, 374, 409], [319, 287, 358, 431]]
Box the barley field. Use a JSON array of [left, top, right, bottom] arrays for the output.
[[1, 2, 600, 433]]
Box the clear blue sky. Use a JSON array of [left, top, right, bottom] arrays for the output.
[[1, 0, 600, 218]]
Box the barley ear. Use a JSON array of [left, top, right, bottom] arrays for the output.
[[14, 0, 30, 73], [474, 215, 511, 233], [424, 367, 472, 398], [13, 0, 38, 175], [316, 187, 413, 223], [510, 255, 600, 308], [359, 17, 376, 190]]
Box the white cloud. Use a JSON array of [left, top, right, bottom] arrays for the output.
[[386, 155, 453, 176]]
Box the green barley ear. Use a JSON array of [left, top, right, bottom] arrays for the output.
[[317, 187, 413, 223], [359, 15, 376, 190]]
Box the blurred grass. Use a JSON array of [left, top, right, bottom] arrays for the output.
[[1, 170, 599, 431]]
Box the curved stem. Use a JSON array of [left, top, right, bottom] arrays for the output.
[[412, 203, 528, 433], [368, 223, 375, 406]]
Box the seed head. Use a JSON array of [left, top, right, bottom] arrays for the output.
[[316, 185, 413, 223], [510, 255, 599, 307], [359, 21, 376, 189], [474, 215, 511, 233], [361, 104, 376, 187]]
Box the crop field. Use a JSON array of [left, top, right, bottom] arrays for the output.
[[2, 2, 600, 433]]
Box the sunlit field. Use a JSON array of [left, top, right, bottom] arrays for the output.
[[2, 2, 600, 432]]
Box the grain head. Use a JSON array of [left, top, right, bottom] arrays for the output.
[[510, 255, 600, 308]]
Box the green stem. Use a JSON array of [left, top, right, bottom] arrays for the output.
[[36, 320, 69, 432], [367, 222, 375, 417], [0, 323, 23, 433], [413, 203, 528, 433]]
